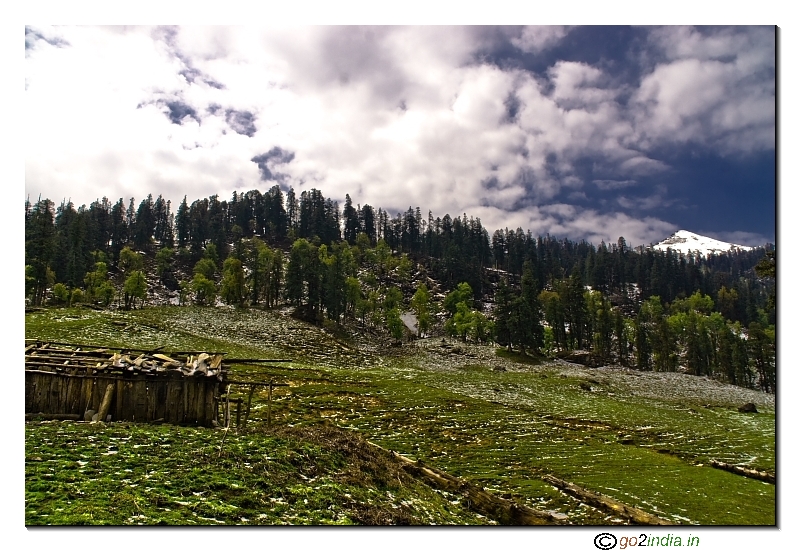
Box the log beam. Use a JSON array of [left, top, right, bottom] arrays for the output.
[[709, 460, 775, 484], [542, 474, 673, 525]]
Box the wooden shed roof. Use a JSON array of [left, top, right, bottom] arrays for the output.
[[24, 339, 228, 381]]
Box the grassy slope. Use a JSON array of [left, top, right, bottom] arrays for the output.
[[25, 306, 776, 525], [25, 421, 488, 525]]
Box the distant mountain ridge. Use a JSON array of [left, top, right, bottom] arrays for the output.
[[653, 230, 754, 257]]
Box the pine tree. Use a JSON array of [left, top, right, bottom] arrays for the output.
[[126, 197, 136, 232], [563, 269, 587, 349], [754, 250, 776, 320], [614, 308, 629, 367], [748, 322, 775, 393], [285, 238, 321, 316], [175, 195, 190, 249], [515, 260, 544, 354], [286, 187, 299, 233], [25, 198, 57, 306], [635, 306, 652, 371], [493, 279, 513, 349], [133, 194, 156, 248], [320, 244, 347, 322], [110, 198, 128, 261], [590, 292, 613, 364], [539, 287, 566, 351], [343, 194, 359, 244]]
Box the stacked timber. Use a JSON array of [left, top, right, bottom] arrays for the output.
[[25, 340, 226, 380]]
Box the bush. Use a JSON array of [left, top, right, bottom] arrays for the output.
[[70, 288, 84, 305], [52, 283, 69, 305]]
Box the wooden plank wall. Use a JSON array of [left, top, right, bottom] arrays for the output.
[[25, 371, 221, 427]]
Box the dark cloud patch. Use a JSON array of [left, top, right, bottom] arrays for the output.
[[207, 103, 222, 115], [593, 179, 637, 190], [502, 92, 521, 124], [478, 175, 530, 212], [138, 97, 202, 126], [164, 101, 200, 125], [464, 26, 526, 70], [483, 176, 500, 189], [179, 66, 225, 89], [225, 109, 257, 137], [25, 26, 69, 51], [543, 152, 563, 182], [251, 147, 295, 181]]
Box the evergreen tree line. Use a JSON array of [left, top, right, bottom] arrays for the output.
[[25, 188, 775, 393], [25, 187, 772, 322]]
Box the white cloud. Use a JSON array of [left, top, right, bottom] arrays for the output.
[[633, 26, 775, 154], [548, 61, 614, 108], [24, 25, 772, 246], [511, 26, 571, 54], [471, 202, 676, 247]]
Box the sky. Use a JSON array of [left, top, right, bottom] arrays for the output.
[[24, 24, 775, 248]]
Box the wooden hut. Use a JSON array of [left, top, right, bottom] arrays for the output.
[[25, 340, 228, 427]]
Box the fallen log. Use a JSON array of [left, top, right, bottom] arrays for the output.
[[542, 474, 673, 525], [222, 358, 293, 364], [709, 460, 775, 484], [370, 444, 567, 525]]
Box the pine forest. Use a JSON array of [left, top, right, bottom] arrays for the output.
[[24, 185, 776, 394]]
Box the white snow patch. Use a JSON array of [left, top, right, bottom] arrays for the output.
[[653, 230, 753, 257]]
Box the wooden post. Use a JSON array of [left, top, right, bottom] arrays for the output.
[[244, 385, 255, 427], [267, 380, 273, 428], [183, 379, 189, 424], [83, 378, 94, 416], [235, 397, 242, 430], [224, 384, 231, 429], [97, 383, 115, 422]]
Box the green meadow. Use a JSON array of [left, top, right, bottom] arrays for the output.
[[25, 307, 775, 525]]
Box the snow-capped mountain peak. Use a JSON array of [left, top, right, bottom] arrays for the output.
[[653, 230, 753, 257]]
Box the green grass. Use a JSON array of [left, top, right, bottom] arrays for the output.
[[25, 306, 776, 525], [494, 347, 543, 364], [25, 421, 489, 525]]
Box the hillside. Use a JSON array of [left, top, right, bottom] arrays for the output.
[[25, 306, 775, 525]]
